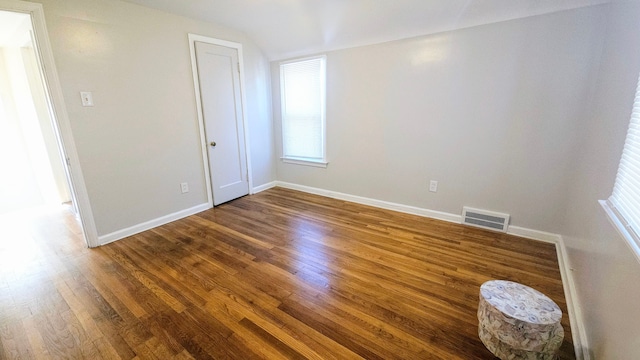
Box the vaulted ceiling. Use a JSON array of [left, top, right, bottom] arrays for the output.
[[121, 0, 611, 60]]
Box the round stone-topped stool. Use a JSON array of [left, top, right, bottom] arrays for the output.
[[477, 280, 564, 360]]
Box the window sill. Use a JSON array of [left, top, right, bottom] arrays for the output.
[[281, 157, 328, 168], [600, 199, 640, 264]]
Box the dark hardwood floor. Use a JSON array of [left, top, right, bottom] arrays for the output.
[[0, 187, 575, 359]]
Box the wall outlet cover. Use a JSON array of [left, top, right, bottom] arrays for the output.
[[429, 180, 438, 192]]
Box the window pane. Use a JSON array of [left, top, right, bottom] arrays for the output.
[[610, 74, 640, 250], [280, 56, 325, 161]]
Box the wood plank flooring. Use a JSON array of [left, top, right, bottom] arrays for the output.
[[0, 187, 575, 359]]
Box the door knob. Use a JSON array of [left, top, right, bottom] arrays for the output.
[[210, 141, 216, 147]]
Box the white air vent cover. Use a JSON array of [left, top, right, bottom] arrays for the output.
[[462, 207, 510, 233]]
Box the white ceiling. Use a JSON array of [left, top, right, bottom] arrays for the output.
[[122, 0, 611, 60]]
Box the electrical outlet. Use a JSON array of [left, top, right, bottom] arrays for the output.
[[180, 182, 189, 194], [429, 180, 438, 192]]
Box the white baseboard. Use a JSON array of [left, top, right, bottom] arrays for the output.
[[97, 203, 210, 246], [252, 181, 278, 194], [272, 181, 589, 359], [507, 226, 563, 244], [553, 239, 591, 360], [97, 181, 278, 246], [275, 181, 462, 223], [506, 227, 589, 359]]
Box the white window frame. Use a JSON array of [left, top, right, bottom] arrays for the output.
[[601, 200, 640, 263], [279, 55, 328, 168], [602, 74, 640, 264]]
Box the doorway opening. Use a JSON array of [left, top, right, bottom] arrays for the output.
[[0, 1, 97, 248], [0, 10, 71, 213], [0, 9, 79, 242]]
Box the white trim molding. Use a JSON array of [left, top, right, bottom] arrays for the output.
[[600, 199, 640, 264], [281, 157, 329, 168], [509, 226, 590, 360], [272, 181, 589, 359], [507, 226, 564, 244], [276, 181, 462, 223], [0, 0, 99, 247], [553, 237, 591, 360], [98, 203, 210, 246], [253, 181, 278, 194]]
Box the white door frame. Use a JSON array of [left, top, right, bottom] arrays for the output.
[[188, 34, 254, 207], [0, 0, 99, 247]]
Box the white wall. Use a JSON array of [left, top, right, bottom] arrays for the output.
[[273, 6, 608, 234], [34, 0, 274, 237], [562, 2, 640, 358]]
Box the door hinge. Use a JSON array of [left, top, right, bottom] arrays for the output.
[[66, 157, 71, 167], [237, 62, 240, 73]]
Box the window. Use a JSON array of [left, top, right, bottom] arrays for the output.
[[280, 56, 327, 167], [604, 74, 640, 262]]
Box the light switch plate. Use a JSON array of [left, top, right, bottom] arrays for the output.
[[80, 91, 94, 107]]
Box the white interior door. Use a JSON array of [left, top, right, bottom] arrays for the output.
[[195, 41, 249, 205]]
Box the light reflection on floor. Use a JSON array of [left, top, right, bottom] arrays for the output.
[[288, 217, 333, 290], [0, 204, 79, 285], [0, 204, 83, 323], [0, 209, 43, 278]]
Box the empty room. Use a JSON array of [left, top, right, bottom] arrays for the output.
[[0, 0, 639, 359]]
